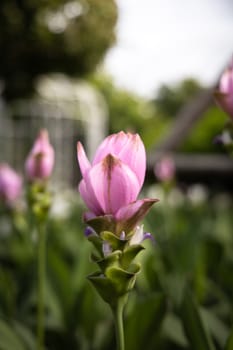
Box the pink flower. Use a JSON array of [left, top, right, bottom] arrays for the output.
[[25, 130, 54, 181], [77, 131, 158, 228], [215, 58, 233, 120], [0, 163, 22, 206], [154, 156, 175, 182]]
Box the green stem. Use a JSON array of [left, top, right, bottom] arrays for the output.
[[37, 223, 46, 350], [112, 298, 125, 350]]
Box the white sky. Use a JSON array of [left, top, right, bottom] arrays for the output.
[[104, 0, 233, 97]]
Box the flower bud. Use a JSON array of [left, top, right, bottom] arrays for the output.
[[0, 163, 22, 206], [154, 155, 175, 182], [77, 131, 146, 217], [215, 58, 233, 120], [77, 131, 159, 235], [25, 130, 54, 181]]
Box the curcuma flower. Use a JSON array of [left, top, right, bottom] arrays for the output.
[[77, 131, 158, 307], [0, 163, 22, 206], [77, 131, 158, 234], [25, 130, 54, 181], [214, 58, 233, 121]]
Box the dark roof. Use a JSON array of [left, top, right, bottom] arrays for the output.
[[151, 87, 215, 155], [147, 82, 233, 183]]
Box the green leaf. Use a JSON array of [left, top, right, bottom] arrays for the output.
[[47, 248, 73, 306], [121, 244, 145, 269], [106, 265, 138, 296], [127, 262, 141, 274], [87, 216, 116, 235], [100, 231, 127, 250], [87, 234, 103, 255], [225, 327, 233, 350], [87, 271, 118, 304], [163, 313, 188, 347], [97, 250, 121, 272], [13, 322, 36, 350], [90, 251, 102, 262], [0, 320, 26, 350], [180, 289, 216, 350], [125, 293, 167, 350], [88, 265, 140, 306], [201, 308, 229, 348]]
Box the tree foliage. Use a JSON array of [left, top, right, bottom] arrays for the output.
[[90, 74, 168, 148], [153, 78, 203, 118], [0, 0, 117, 99], [181, 106, 226, 153]]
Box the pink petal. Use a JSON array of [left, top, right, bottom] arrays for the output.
[[154, 156, 175, 182], [93, 132, 146, 188], [219, 69, 233, 94], [214, 92, 233, 120], [25, 151, 54, 180], [30, 130, 53, 157], [84, 154, 140, 215], [93, 131, 129, 165], [0, 164, 22, 204], [118, 133, 146, 187], [77, 142, 91, 177], [25, 130, 54, 180], [115, 198, 159, 234], [79, 179, 103, 215]]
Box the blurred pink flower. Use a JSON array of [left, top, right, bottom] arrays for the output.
[[154, 156, 175, 182], [0, 163, 22, 206], [215, 58, 233, 120], [25, 130, 54, 181], [77, 131, 158, 227]]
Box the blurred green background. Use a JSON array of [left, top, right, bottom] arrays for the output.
[[0, 188, 232, 349], [0, 0, 232, 349]]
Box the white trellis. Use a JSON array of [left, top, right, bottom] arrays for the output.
[[0, 75, 108, 185]]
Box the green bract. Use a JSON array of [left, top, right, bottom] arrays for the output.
[[86, 218, 145, 307]]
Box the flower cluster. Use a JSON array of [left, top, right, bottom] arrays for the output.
[[77, 131, 158, 305]]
